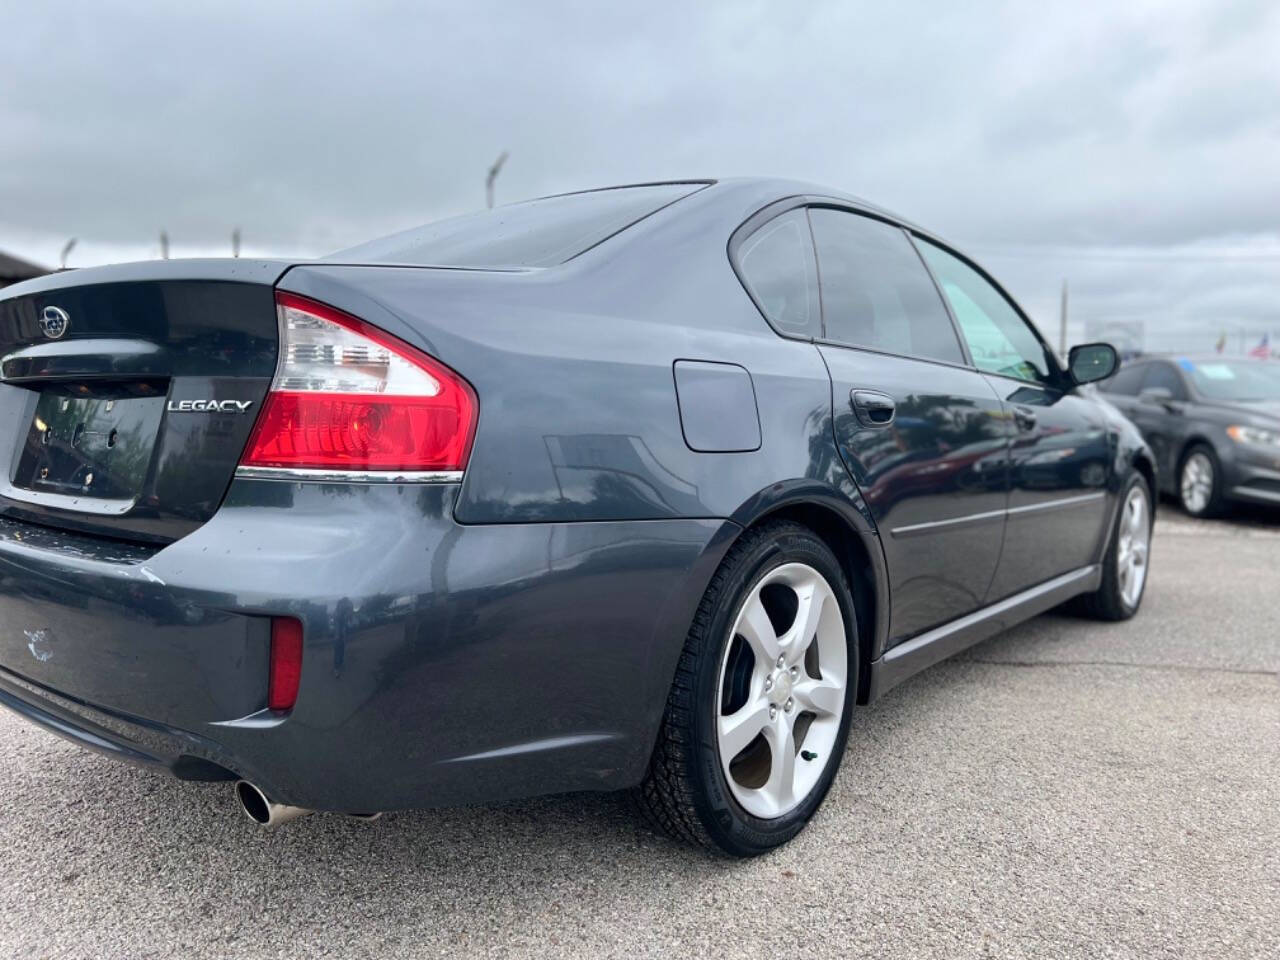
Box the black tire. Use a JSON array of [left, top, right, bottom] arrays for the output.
[[1076, 471, 1153, 621], [1178, 443, 1225, 518], [635, 520, 858, 857]]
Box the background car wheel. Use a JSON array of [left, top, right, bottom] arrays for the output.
[[636, 520, 858, 857], [1076, 472, 1153, 621], [1179, 444, 1223, 518]]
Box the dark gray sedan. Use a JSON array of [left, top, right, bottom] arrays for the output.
[[0, 179, 1155, 855], [1101, 355, 1280, 517]]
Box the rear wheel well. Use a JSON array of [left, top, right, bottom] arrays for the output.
[[747, 503, 878, 704]]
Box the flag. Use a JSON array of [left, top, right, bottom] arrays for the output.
[[1248, 333, 1270, 359], [1215, 331, 1226, 353]]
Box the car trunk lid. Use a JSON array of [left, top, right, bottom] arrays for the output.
[[0, 260, 292, 543]]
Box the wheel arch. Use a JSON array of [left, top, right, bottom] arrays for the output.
[[1176, 434, 1218, 473], [1098, 442, 1159, 565], [1131, 449, 1157, 507], [724, 480, 890, 704]]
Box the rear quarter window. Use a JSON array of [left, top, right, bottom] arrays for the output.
[[734, 209, 821, 338]]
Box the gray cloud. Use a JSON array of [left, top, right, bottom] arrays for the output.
[[1, 0, 1277, 351]]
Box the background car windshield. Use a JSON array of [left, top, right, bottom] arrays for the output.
[[332, 183, 705, 268], [1186, 360, 1280, 401]]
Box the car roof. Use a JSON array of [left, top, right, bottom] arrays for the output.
[[534, 177, 936, 237]]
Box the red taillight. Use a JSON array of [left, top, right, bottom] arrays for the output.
[[241, 292, 477, 474], [268, 617, 303, 712]]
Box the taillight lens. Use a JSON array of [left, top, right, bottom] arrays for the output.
[[268, 617, 303, 712], [241, 292, 477, 474]]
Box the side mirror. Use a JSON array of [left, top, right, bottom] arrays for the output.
[[1138, 386, 1175, 408], [1067, 342, 1119, 385]]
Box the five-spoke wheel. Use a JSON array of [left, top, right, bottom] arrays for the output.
[[1179, 447, 1219, 517], [1115, 484, 1150, 610], [716, 562, 847, 819], [637, 521, 857, 856], [1076, 470, 1154, 621]]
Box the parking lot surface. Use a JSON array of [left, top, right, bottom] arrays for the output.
[[1, 507, 1277, 959]]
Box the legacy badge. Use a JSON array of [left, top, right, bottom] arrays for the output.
[[167, 399, 255, 414]]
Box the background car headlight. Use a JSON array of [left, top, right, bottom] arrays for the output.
[[1226, 425, 1280, 447]]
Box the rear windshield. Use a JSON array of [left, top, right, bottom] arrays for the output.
[[332, 183, 707, 268]]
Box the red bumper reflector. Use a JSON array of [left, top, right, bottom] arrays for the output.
[[268, 618, 303, 712]]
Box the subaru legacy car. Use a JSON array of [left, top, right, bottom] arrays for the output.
[[1101, 355, 1280, 517], [0, 179, 1154, 856]]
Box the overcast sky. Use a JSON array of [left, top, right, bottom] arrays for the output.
[[2, 0, 1277, 352]]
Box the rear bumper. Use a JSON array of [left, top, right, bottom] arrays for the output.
[[0, 481, 729, 811], [0, 666, 237, 781]]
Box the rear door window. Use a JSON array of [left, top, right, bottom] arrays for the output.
[[735, 209, 821, 338], [808, 209, 964, 365]]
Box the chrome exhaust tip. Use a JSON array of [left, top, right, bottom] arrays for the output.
[[234, 780, 313, 827]]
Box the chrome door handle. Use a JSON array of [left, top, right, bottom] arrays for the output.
[[851, 390, 896, 428], [1014, 406, 1038, 431]]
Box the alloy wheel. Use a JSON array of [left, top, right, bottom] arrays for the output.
[[715, 562, 847, 819], [1180, 452, 1214, 515], [1116, 483, 1151, 609]]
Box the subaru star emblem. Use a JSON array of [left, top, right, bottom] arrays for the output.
[[39, 306, 70, 340]]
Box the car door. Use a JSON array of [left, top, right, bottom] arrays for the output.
[[915, 237, 1113, 601], [1129, 360, 1192, 481], [808, 207, 1013, 644]]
